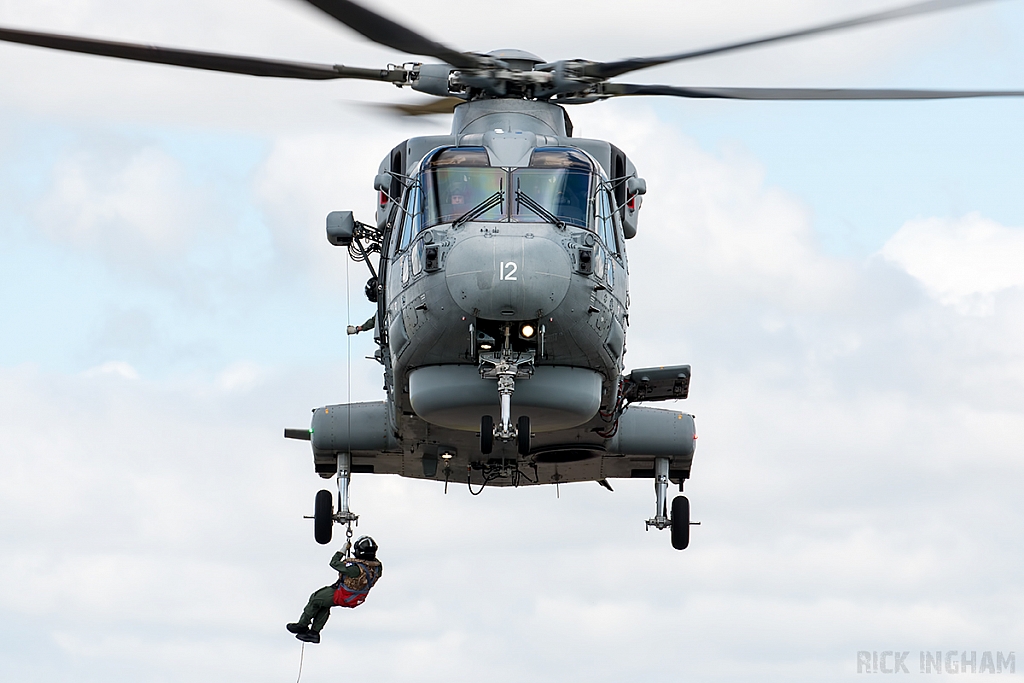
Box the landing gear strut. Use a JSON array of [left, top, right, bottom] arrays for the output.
[[479, 323, 534, 455], [487, 357, 526, 443], [312, 452, 359, 546], [645, 456, 695, 550]]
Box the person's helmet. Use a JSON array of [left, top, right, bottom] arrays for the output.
[[353, 536, 378, 560]]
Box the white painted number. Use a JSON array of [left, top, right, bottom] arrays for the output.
[[500, 261, 518, 281]]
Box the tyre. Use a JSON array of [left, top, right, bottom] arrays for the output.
[[314, 489, 333, 545], [517, 415, 531, 456], [671, 495, 690, 550], [480, 415, 494, 454]]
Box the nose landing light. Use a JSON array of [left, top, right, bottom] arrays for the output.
[[520, 323, 535, 339], [477, 330, 496, 351]]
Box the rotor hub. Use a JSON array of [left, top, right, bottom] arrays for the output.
[[485, 48, 545, 72]]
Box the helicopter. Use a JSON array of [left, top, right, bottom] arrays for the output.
[[4, 0, 1023, 551]]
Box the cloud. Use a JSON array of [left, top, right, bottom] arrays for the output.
[[253, 130, 395, 286], [82, 360, 140, 380], [880, 212, 1024, 315], [33, 142, 204, 258], [566, 105, 856, 385], [215, 360, 268, 392]]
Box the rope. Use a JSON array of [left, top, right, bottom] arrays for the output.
[[295, 642, 305, 683]]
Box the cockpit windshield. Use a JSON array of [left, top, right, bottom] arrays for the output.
[[512, 173, 588, 228], [423, 147, 504, 226], [419, 146, 596, 230]]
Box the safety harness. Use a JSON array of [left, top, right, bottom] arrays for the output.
[[332, 558, 383, 608]]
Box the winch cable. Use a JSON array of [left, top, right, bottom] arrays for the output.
[[294, 642, 305, 683], [346, 241, 353, 503], [295, 239, 352, 683]]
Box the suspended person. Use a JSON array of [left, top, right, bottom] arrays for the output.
[[286, 536, 383, 643]]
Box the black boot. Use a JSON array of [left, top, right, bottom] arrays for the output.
[[286, 623, 308, 635], [297, 630, 321, 644]]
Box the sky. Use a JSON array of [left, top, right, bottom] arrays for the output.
[[2, 0, 1024, 681]]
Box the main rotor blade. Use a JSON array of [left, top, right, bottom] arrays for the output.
[[0, 26, 402, 81], [602, 83, 1024, 100], [302, 0, 484, 70], [586, 0, 1003, 79], [373, 96, 465, 116]]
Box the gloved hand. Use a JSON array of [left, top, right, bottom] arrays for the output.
[[346, 325, 358, 335]]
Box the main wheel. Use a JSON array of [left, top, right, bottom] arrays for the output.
[[517, 415, 531, 456], [314, 489, 333, 545], [480, 415, 494, 454], [671, 495, 690, 550]]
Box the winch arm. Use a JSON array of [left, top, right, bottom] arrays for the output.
[[620, 364, 691, 402]]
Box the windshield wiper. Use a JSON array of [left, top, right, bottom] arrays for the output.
[[453, 190, 504, 228], [515, 187, 566, 230]]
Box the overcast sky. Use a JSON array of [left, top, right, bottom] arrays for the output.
[[3, 1, 1024, 681]]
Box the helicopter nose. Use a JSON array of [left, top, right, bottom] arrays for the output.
[[445, 231, 572, 320]]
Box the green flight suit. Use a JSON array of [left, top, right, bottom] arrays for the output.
[[297, 552, 380, 633]]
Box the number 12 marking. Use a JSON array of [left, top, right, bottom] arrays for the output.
[[500, 261, 518, 281]]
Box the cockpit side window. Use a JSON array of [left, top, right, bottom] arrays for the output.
[[594, 187, 619, 254], [396, 183, 421, 253]]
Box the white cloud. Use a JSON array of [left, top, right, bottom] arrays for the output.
[[881, 212, 1024, 314], [82, 360, 140, 380], [564, 106, 858, 383], [253, 131, 394, 285], [37, 144, 196, 248], [215, 360, 268, 392]]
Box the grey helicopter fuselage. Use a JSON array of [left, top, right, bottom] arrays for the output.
[[384, 99, 627, 434], [308, 97, 696, 492]]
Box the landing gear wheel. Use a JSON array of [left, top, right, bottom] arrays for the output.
[[517, 415, 531, 456], [480, 415, 494, 455], [671, 495, 690, 550], [314, 489, 333, 545]]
